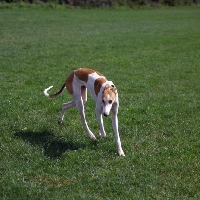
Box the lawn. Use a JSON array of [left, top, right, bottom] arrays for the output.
[[0, 6, 200, 199]]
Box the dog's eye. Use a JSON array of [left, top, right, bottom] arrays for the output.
[[102, 100, 105, 104], [109, 100, 112, 104]]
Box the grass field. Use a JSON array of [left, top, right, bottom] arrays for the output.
[[0, 6, 200, 199]]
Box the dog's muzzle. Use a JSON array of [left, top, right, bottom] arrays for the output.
[[103, 113, 109, 117]]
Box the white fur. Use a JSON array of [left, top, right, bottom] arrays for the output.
[[44, 85, 53, 97], [44, 69, 125, 156]]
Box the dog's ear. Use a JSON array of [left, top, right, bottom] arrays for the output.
[[105, 84, 109, 90], [110, 85, 117, 94]]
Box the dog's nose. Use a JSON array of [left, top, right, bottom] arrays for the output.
[[103, 113, 108, 117]]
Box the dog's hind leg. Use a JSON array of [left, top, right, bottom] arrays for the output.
[[58, 100, 76, 124], [81, 86, 87, 104]]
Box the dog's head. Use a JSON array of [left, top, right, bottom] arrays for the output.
[[102, 84, 117, 117]]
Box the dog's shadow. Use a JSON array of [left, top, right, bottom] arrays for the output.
[[14, 130, 87, 159]]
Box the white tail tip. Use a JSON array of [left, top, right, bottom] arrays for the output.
[[43, 85, 53, 97]]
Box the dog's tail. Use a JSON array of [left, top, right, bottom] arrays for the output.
[[43, 84, 66, 98]]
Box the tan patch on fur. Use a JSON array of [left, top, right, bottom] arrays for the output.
[[94, 78, 107, 96], [74, 68, 104, 83], [65, 71, 74, 94], [102, 85, 116, 100]]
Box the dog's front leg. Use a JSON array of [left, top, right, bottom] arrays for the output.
[[111, 103, 125, 156], [96, 105, 106, 137], [74, 99, 97, 140]]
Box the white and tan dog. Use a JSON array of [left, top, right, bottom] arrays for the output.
[[44, 68, 125, 156]]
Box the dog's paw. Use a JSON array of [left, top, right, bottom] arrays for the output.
[[58, 120, 62, 124], [118, 150, 125, 157], [91, 135, 97, 140], [98, 131, 106, 138], [89, 133, 97, 140], [58, 118, 63, 124]]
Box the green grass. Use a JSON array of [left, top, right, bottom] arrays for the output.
[[1, 7, 200, 199]]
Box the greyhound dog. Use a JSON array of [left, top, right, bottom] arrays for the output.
[[44, 68, 125, 156]]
